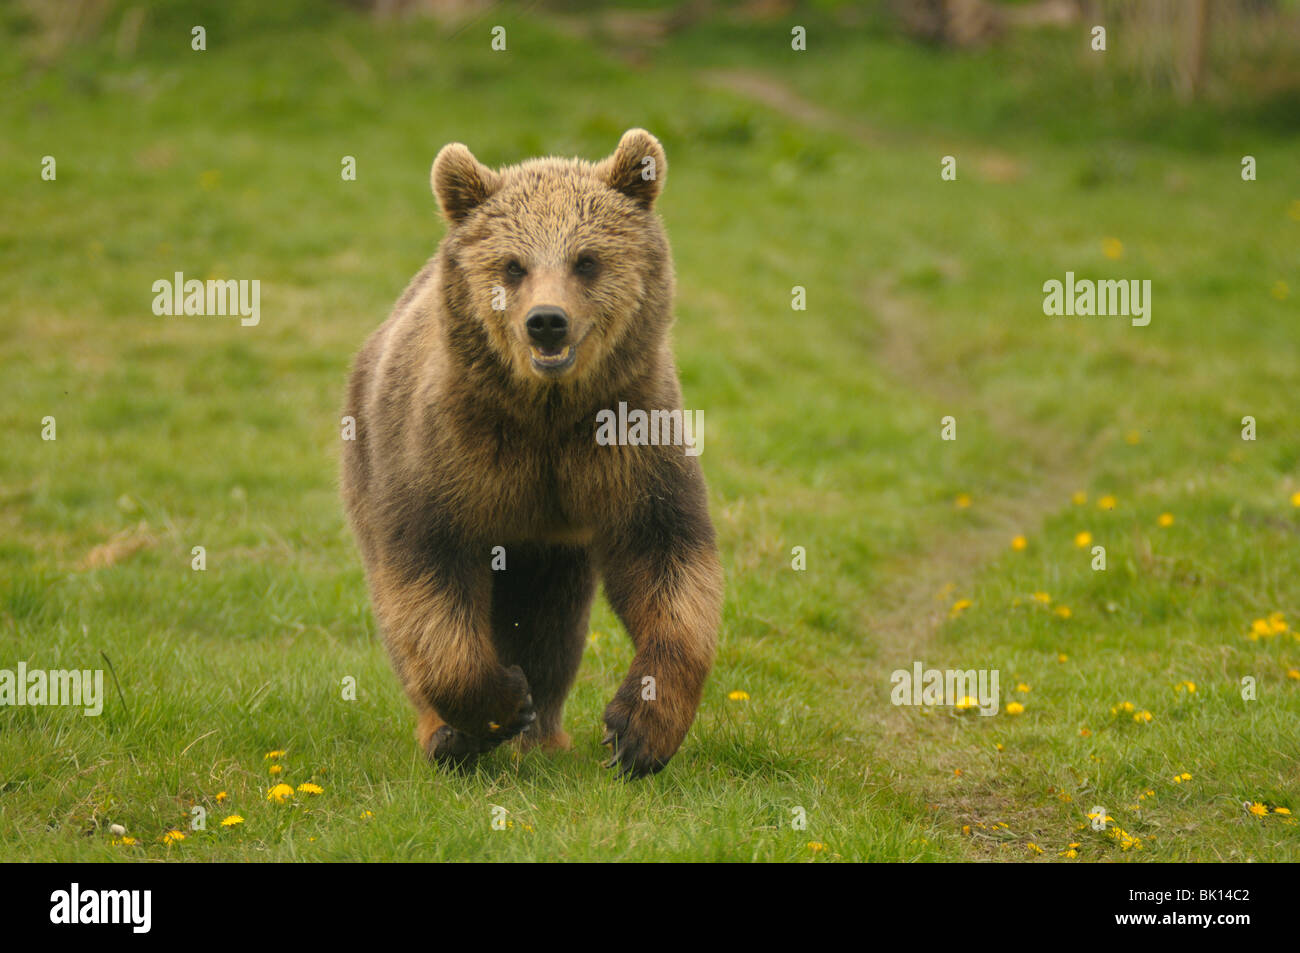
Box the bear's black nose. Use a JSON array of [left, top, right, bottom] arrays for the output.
[[525, 307, 569, 348]]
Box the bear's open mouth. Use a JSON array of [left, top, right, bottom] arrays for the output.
[[529, 343, 577, 373]]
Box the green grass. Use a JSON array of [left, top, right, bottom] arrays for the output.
[[1, 2, 1297, 861]]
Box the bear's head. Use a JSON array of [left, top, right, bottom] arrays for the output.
[[431, 129, 673, 390]]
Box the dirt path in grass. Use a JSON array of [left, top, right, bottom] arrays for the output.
[[700, 69, 1027, 183], [700, 69, 886, 145], [703, 65, 1095, 662], [707, 67, 1105, 842], [861, 280, 1104, 664], [858, 284, 1110, 849]]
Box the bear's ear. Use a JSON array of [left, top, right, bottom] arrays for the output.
[[599, 128, 666, 209], [431, 143, 500, 225]]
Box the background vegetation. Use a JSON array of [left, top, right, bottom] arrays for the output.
[[1, 0, 1297, 860]]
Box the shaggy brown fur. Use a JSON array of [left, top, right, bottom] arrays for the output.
[[341, 129, 723, 778]]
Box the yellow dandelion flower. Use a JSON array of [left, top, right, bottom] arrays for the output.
[[269, 764, 282, 775], [1274, 807, 1292, 815], [1110, 827, 1142, 851], [1054, 606, 1072, 619], [264, 750, 286, 760], [1133, 710, 1153, 723], [1097, 495, 1117, 511], [1286, 669, 1300, 680], [1248, 802, 1269, 817], [995, 743, 1004, 751], [1027, 842, 1044, 855], [1058, 653, 1069, 663], [297, 783, 324, 795], [961, 825, 971, 836], [1101, 237, 1123, 260], [1011, 535, 1027, 551], [1071, 490, 1087, 506], [950, 598, 973, 618], [1251, 618, 1273, 639], [267, 783, 294, 804], [1016, 683, 1030, 693], [728, 690, 750, 701], [215, 791, 228, 803], [1033, 592, 1052, 604], [1268, 612, 1288, 635], [1074, 531, 1092, 548], [162, 830, 185, 845], [360, 810, 374, 820], [112, 836, 138, 846], [1291, 491, 1300, 508], [1061, 848, 1078, 858], [954, 695, 978, 712], [1079, 727, 1091, 737], [1158, 513, 1174, 527], [220, 815, 244, 827], [953, 768, 963, 777], [807, 842, 826, 853], [1111, 700, 1135, 715], [955, 493, 972, 509], [1005, 702, 1025, 715]]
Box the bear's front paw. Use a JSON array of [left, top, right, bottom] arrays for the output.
[[601, 690, 686, 780], [426, 724, 489, 768], [478, 664, 537, 749]]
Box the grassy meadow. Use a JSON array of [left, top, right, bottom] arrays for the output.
[[1, 2, 1298, 861]]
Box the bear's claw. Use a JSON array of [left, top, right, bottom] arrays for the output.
[[601, 706, 669, 780]]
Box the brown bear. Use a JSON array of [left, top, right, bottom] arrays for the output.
[[341, 129, 723, 778]]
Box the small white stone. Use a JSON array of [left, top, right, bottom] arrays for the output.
[[109, 823, 126, 836]]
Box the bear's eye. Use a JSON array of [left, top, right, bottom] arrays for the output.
[[505, 260, 526, 280], [574, 255, 600, 278]]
